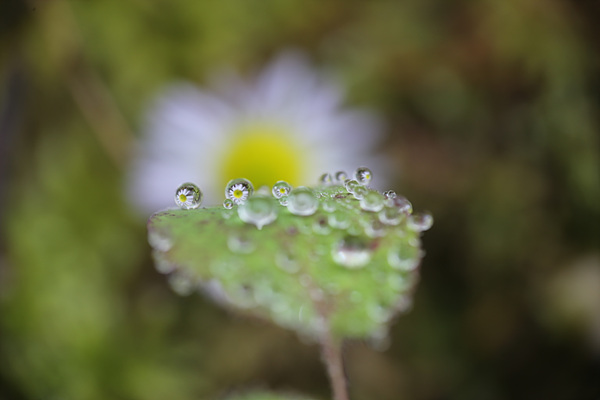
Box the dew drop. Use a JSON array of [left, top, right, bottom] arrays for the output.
[[275, 251, 301, 273], [319, 172, 333, 185], [287, 187, 318, 216], [388, 196, 413, 214], [387, 242, 420, 271], [383, 190, 397, 199], [407, 211, 433, 232], [328, 209, 351, 229], [344, 179, 359, 193], [168, 272, 196, 296], [148, 230, 172, 252], [223, 198, 234, 209], [279, 195, 289, 206], [272, 181, 292, 199], [313, 216, 332, 235], [365, 219, 386, 238], [225, 178, 254, 205], [354, 167, 373, 185], [378, 206, 403, 225], [334, 171, 348, 183], [332, 236, 372, 269], [360, 190, 385, 212], [238, 195, 277, 229], [174, 182, 203, 209], [352, 185, 368, 200], [322, 198, 337, 212], [227, 233, 256, 254], [152, 250, 175, 274]]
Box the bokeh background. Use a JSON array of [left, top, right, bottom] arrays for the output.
[[1, 0, 599, 399]]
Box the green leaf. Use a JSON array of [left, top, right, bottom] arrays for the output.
[[148, 184, 431, 342]]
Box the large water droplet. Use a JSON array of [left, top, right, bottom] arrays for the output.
[[272, 181, 292, 199], [407, 211, 433, 232], [332, 236, 372, 269], [344, 179, 359, 193], [388, 196, 412, 214], [287, 187, 318, 216], [225, 178, 254, 205], [238, 195, 277, 229], [354, 167, 373, 185], [174, 182, 203, 209], [360, 190, 385, 212]]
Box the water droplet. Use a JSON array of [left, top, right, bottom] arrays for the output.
[[360, 190, 385, 212], [344, 179, 359, 193], [334, 171, 348, 182], [388, 196, 412, 214], [168, 272, 196, 296], [272, 181, 292, 199], [387, 242, 420, 271], [332, 236, 372, 269], [225, 178, 254, 205], [152, 250, 175, 274], [287, 187, 318, 216], [368, 304, 391, 323], [313, 216, 332, 235], [354, 167, 373, 185], [352, 185, 368, 200], [383, 190, 397, 199], [227, 233, 256, 254], [322, 198, 337, 212], [174, 182, 202, 209], [319, 172, 333, 185], [148, 230, 172, 252], [407, 211, 433, 232], [223, 198, 234, 209], [365, 219, 386, 238], [238, 195, 277, 229], [378, 206, 403, 225], [328, 209, 351, 229], [275, 251, 301, 273], [279, 195, 289, 206]]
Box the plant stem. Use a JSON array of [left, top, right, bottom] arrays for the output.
[[321, 326, 349, 400]]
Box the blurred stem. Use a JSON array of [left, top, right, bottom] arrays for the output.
[[320, 326, 349, 400]]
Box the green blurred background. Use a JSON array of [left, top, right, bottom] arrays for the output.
[[1, 0, 599, 399]]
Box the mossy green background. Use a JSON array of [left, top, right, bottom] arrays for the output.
[[1, 0, 599, 399]]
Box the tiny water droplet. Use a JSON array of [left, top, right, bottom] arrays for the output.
[[344, 179, 359, 193], [378, 206, 403, 225], [287, 187, 318, 216], [388, 196, 413, 214], [174, 182, 203, 209], [227, 233, 256, 254], [352, 185, 368, 200], [334, 171, 348, 182], [319, 172, 333, 185], [387, 242, 420, 271], [354, 167, 373, 185], [383, 190, 397, 199], [332, 236, 372, 269], [238, 195, 277, 229], [225, 178, 254, 205], [223, 198, 234, 209], [407, 211, 433, 232], [272, 181, 292, 199], [360, 190, 385, 212]]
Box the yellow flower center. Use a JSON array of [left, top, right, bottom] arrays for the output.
[[179, 194, 187, 203], [220, 126, 303, 189], [233, 189, 244, 198]]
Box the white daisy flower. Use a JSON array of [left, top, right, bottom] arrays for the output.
[[129, 51, 386, 212]]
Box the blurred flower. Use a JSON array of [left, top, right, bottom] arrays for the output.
[[129, 51, 385, 211]]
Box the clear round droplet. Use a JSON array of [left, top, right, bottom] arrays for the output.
[[313, 216, 332, 235], [272, 181, 292, 199], [287, 187, 318, 216], [378, 206, 403, 225], [383, 190, 397, 199], [360, 190, 385, 212], [407, 211, 434, 232], [344, 179, 359, 193], [238, 195, 277, 229], [174, 182, 203, 209], [354, 167, 373, 185], [365, 219, 386, 238], [352, 185, 368, 200], [225, 178, 254, 205], [322, 198, 337, 212], [328, 209, 351, 229], [332, 236, 372, 269], [319, 173, 333, 185], [279, 195, 289, 206], [223, 198, 234, 209], [334, 171, 348, 183]]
